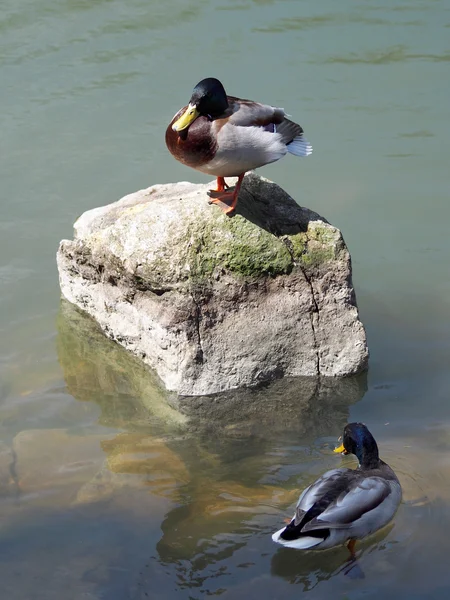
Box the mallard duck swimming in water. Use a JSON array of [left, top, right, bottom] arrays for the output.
[[272, 423, 402, 556], [165, 78, 312, 215]]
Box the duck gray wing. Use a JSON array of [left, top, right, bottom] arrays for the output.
[[301, 475, 392, 533], [224, 97, 287, 128], [225, 97, 307, 147], [292, 468, 353, 526]]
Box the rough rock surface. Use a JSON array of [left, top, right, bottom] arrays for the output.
[[57, 172, 368, 395]]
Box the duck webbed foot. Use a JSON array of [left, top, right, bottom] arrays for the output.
[[207, 174, 245, 215], [347, 538, 357, 559]]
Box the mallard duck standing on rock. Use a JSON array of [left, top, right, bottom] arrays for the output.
[[272, 423, 402, 557], [165, 77, 312, 215]]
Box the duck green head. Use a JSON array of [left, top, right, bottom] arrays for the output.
[[172, 78, 229, 132], [334, 422, 380, 467]]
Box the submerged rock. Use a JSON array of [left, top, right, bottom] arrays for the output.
[[0, 441, 15, 499], [57, 173, 368, 395], [57, 300, 366, 440], [11, 428, 106, 508]]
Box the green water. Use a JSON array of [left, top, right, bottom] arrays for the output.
[[1, 0, 450, 597]]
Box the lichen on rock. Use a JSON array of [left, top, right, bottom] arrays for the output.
[[57, 172, 368, 395]]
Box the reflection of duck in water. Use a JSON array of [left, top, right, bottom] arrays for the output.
[[272, 423, 402, 556]]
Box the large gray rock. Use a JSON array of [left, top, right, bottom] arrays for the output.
[[57, 172, 368, 395]]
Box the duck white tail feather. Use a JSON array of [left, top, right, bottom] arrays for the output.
[[271, 527, 323, 549], [287, 135, 313, 157]]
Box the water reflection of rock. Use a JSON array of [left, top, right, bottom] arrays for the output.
[[73, 432, 192, 507], [175, 374, 367, 442], [57, 296, 367, 503], [57, 299, 186, 430], [0, 440, 16, 500], [56, 300, 445, 599], [57, 298, 370, 595], [150, 378, 367, 593], [12, 429, 106, 507], [57, 298, 367, 441]]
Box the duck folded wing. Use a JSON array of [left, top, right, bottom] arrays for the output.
[[293, 469, 350, 525], [225, 98, 287, 128], [301, 476, 392, 532]]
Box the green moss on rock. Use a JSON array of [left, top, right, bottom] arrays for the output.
[[288, 232, 308, 261], [300, 244, 335, 267], [184, 214, 341, 283], [308, 224, 337, 244], [188, 214, 293, 281], [301, 223, 338, 266], [283, 227, 336, 269], [88, 201, 340, 287]]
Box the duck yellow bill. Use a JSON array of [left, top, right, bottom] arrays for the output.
[[334, 443, 346, 454], [172, 103, 200, 132]]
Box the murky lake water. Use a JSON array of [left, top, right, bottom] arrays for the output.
[[1, 0, 450, 597]]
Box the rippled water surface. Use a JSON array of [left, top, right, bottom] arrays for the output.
[[1, 0, 450, 598]]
